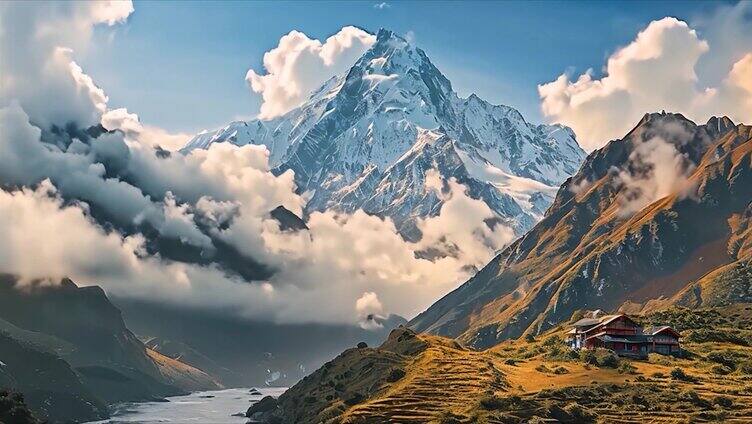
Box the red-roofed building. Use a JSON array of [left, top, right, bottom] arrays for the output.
[[567, 312, 680, 358]]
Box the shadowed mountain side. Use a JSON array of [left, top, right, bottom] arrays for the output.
[[0, 276, 159, 379], [114, 298, 407, 388], [0, 276, 220, 422], [0, 333, 108, 423]]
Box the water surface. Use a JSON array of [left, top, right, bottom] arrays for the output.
[[89, 387, 287, 423]]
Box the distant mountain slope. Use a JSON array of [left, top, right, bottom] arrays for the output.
[[0, 276, 220, 422], [184, 29, 585, 238], [115, 297, 407, 388], [0, 277, 158, 376], [410, 113, 752, 348], [0, 333, 107, 423], [143, 337, 233, 385]]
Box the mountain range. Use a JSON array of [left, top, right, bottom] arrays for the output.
[[184, 29, 585, 239], [0, 274, 404, 422], [141, 29, 587, 394]]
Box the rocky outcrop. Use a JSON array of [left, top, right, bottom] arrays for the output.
[[270, 205, 308, 232], [0, 390, 43, 424], [246, 395, 279, 421]]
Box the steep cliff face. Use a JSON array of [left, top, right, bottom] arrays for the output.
[[410, 113, 752, 348]]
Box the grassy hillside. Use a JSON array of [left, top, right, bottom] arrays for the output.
[[254, 305, 752, 423], [146, 348, 222, 392]]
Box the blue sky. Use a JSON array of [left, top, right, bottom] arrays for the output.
[[81, 0, 731, 134]]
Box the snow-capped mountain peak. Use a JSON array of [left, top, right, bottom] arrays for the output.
[[183, 29, 586, 240]]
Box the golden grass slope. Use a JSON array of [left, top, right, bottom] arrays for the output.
[[260, 305, 752, 423], [146, 348, 222, 392]]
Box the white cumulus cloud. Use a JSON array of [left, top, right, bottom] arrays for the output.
[[539, 6, 752, 151], [0, 1, 132, 128], [0, 100, 513, 325], [0, 3, 516, 327], [246, 26, 376, 119], [102, 108, 192, 151], [614, 136, 696, 217]]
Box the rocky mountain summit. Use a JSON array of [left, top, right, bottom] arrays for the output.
[[184, 29, 585, 239]]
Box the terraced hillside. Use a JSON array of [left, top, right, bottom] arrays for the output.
[[251, 305, 752, 423], [341, 339, 507, 423]]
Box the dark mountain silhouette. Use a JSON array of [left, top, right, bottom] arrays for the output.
[[0, 276, 219, 422]]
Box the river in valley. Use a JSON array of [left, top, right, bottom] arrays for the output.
[[88, 387, 287, 424]]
